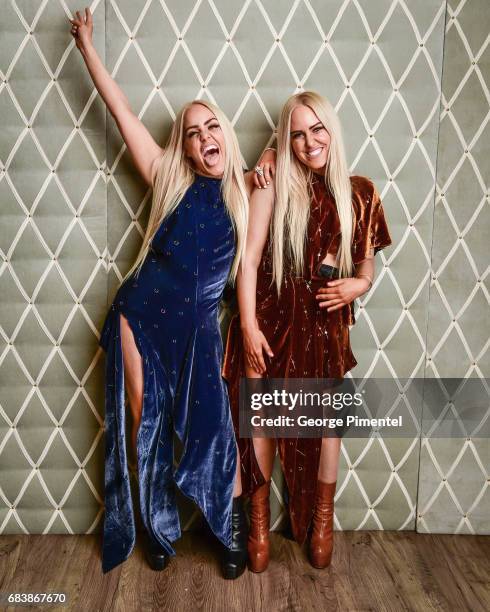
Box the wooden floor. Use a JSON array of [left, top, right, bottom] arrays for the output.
[[0, 530, 489, 611]]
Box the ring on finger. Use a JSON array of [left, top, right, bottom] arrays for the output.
[[254, 165, 264, 177]]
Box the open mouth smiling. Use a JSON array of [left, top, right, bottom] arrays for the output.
[[202, 143, 219, 157], [201, 143, 220, 165], [306, 147, 323, 159]]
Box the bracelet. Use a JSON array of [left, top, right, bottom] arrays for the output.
[[263, 147, 276, 154], [356, 273, 373, 290]]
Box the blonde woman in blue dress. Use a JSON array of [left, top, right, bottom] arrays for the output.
[[70, 7, 272, 578]]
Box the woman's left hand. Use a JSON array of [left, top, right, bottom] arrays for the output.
[[315, 277, 370, 311]]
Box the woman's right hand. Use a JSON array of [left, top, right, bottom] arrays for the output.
[[242, 323, 274, 375], [69, 7, 93, 53], [253, 148, 276, 189]]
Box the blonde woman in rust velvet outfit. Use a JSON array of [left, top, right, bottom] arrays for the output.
[[223, 91, 392, 571]]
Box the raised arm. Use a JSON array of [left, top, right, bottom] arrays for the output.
[[237, 182, 275, 374], [69, 8, 163, 186]]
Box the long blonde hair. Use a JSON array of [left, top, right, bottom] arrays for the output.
[[122, 100, 248, 284], [272, 91, 353, 294]]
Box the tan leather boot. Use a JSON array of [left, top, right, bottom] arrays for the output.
[[308, 480, 336, 569], [247, 481, 271, 572]]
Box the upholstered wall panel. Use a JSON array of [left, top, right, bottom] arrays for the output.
[[416, 0, 489, 535], [0, 0, 487, 537], [0, 0, 107, 534]]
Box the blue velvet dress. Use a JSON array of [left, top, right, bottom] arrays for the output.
[[98, 173, 237, 573]]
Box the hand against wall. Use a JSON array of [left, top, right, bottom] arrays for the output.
[[69, 7, 94, 53]]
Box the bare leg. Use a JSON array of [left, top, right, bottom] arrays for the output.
[[245, 364, 276, 480], [233, 450, 243, 497], [317, 436, 341, 483], [243, 364, 275, 573], [120, 315, 171, 568], [119, 314, 144, 469]]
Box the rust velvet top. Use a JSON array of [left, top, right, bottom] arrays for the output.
[[222, 174, 392, 545]]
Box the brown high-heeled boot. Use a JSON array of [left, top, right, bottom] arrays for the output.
[[247, 481, 271, 572], [308, 480, 336, 569]]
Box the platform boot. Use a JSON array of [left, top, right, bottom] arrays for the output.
[[308, 480, 336, 569], [143, 530, 170, 571], [247, 481, 271, 572], [222, 495, 248, 579]]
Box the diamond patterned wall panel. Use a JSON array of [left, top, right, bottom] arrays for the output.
[[1, 0, 485, 538], [416, 0, 490, 535], [0, 0, 107, 535], [104, 0, 445, 534]]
